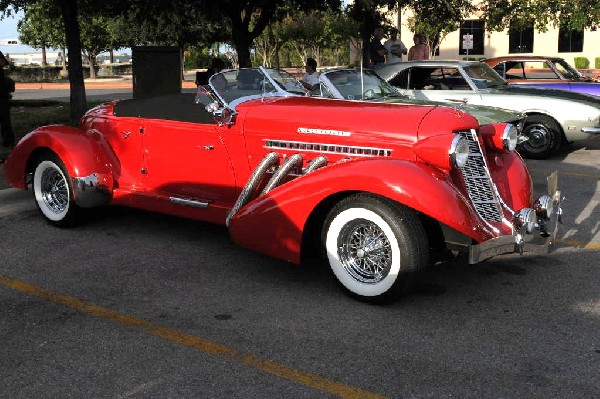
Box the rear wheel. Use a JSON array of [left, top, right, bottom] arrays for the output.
[[518, 115, 562, 159], [33, 155, 80, 227], [323, 194, 428, 304]]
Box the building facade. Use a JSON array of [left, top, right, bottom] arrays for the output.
[[394, 8, 600, 68]]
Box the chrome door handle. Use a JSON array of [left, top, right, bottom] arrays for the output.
[[200, 145, 214, 150], [120, 131, 131, 139]]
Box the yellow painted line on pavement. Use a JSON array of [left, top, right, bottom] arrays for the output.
[[528, 169, 600, 179], [556, 239, 600, 249], [0, 274, 385, 399]]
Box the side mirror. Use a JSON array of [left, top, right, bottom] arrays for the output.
[[214, 107, 236, 126]]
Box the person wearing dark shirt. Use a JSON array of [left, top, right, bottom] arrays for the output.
[[0, 51, 15, 149], [369, 28, 388, 66]]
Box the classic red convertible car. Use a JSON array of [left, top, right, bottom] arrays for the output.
[[3, 67, 563, 303]]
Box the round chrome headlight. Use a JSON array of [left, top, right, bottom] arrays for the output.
[[502, 124, 518, 152], [534, 195, 554, 220], [514, 208, 537, 234], [450, 135, 470, 168]]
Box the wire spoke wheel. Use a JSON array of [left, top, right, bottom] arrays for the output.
[[33, 155, 80, 226], [324, 194, 428, 304], [40, 166, 69, 214], [338, 219, 392, 284]]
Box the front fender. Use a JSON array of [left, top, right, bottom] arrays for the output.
[[228, 159, 494, 265], [4, 125, 115, 206]]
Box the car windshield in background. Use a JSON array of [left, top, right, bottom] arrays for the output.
[[553, 59, 583, 79], [325, 69, 402, 100], [463, 64, 508, 89], [209, 68, 278, 105], [263, 68, 307, 95]]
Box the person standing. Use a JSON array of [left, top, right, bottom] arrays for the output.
[[300, 57, 320, 92], [369, 28, 388, 66], [384, 28, 407, 64], [408, 33, 430, 61], [0, 50, 15, 149]]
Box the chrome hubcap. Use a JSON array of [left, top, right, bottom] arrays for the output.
[[41, 167, 68, 214], [524, 123, 550, 151], [338, 219, 392, 283]]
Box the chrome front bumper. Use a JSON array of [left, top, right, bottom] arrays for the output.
[[469, 171, 562, 264]]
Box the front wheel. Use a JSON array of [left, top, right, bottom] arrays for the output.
[[33, 155, 80, 227], [518, 115, 562, 159], [323, 194, 428, 304]]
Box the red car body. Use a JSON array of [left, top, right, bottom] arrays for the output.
[[3, 68, 562, 303]]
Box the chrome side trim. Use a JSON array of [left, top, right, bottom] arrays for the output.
[[169, 197, 209, 208], [581, 127, 600, 134], [264, 139, 392, 157], [72, 173, 111, 208]]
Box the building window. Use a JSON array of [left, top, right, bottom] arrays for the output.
[[558, 28, 584, 52], [509, 24, 534, 53], [459, 20, 485, 55]]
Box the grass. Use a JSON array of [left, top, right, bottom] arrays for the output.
[[9, 100, 102, 141]]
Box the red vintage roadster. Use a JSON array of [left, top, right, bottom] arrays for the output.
[[3, 67, 563, 303]]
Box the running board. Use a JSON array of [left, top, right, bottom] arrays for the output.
[[169, 197, 209, 208]]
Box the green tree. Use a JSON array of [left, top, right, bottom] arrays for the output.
[[200, 0, 341, 67], [406, 0, 475, 57], [17, 2, 64, 66]]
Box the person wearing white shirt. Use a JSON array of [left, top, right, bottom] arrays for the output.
[[384, 28, 407, 64], [301, 58, 320, 92]]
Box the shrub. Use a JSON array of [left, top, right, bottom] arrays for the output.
[[595, 57, 600, 69], [574, 57, 590, 69]]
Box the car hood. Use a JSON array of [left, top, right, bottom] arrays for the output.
[[376, 97, 523, 125]]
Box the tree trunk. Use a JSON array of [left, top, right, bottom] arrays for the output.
[[58, 0, 87, 123], [41, 47, 47, 67], [88, 54, 96, 80], [109, 50, 114, 64]]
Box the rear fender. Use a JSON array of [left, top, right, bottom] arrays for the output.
[[228, 159, 494, 265], [5, 125, 116, 205]]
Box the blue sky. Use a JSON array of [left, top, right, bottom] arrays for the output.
[[0, 10, 38, 54]]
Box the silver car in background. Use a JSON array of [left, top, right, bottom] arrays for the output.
[[375, 60, 600, 159]]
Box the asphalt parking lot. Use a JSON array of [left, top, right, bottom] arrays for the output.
[[0, 133, 599, 397]]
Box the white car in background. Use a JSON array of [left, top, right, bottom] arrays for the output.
[[312, 67, 525, 129], [374, 60, 600, 159]]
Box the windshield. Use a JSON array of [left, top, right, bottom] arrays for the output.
[[207, 67, 305, 109], [322, 69, 403, 100], [463, 64, 508, 89], [553, 59, 583, 79], [262, 68, 308, 95]]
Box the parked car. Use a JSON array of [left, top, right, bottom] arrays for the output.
[[3, 67, 563, 304], [311, 67, 525, 129], [375, 60, 600, 159], [483, 56, 600, 97]]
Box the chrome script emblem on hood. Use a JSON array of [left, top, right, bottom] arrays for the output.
[[297, 127, 351, 137]]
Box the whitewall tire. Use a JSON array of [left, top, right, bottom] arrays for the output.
[[33, 156, 79, 226], [323, 194, 428, 304]]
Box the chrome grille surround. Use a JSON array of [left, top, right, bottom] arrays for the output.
[[458, 130, 504, 223], [264, 140, 392, 157]]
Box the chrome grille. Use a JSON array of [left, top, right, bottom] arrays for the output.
[[458, 130, 503, 223]]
